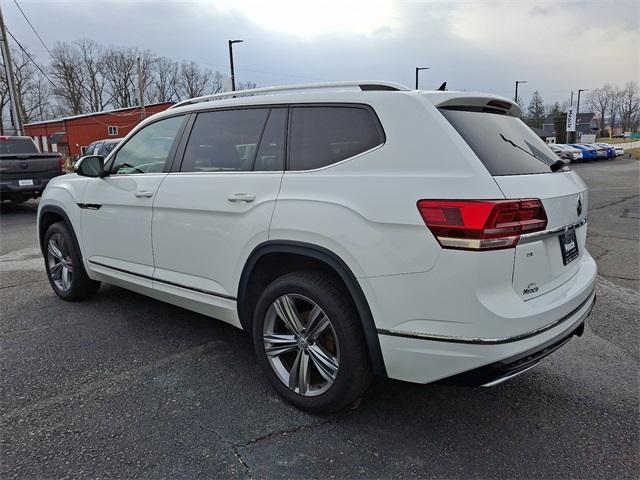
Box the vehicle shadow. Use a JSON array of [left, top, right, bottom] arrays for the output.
[[6, 281, 637, 478]]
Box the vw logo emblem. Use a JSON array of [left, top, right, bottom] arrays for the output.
[[576, 195, 583, 217]]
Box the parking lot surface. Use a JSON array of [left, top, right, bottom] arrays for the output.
[[1, 158, 638, 479]]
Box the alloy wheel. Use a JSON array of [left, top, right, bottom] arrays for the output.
[[263, 294, 340, 396], [47, 233, 73, 292]]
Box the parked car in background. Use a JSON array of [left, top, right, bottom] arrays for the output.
[[592, 143, 616, 159], [569, 144, 598, 161], [550, 144, 581, 163], [614, 145, 625, 157], [0, 136, 65, 204], [84, 138, 122, 158], [37, 82, 596, 413], [587, 143, 613, 159]]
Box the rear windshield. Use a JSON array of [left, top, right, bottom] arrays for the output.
[[439, 108, 559, 176], [0, 137, 39, 154]]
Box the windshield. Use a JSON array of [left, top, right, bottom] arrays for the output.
[[0, 137, 39, 154], [439, 108, 560, 176]]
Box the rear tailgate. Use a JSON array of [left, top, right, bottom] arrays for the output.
[[436, 98, 590, 301], [494, 171, 588, 299], [0, 153, 63, 187]]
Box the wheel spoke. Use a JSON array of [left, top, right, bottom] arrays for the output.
[[62, 267, 71, 289], [304, 305, 330, 341], [308, 344, 339, 382], [289, 349, 311, 395], [50, 262, 63, 280], [273, 295, 304, 334], [48, 240, 62, 260], [263, 333, 298, 357]]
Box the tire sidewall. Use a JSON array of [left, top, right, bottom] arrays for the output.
[[252, 272, 367, 413], [43, 222, 87, 300]]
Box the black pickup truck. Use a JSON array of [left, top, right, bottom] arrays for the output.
[[0, 136, 64, 204]]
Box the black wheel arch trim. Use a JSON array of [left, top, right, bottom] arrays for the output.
[[38, 205, 82, 257], [238, 240, 387, 377]]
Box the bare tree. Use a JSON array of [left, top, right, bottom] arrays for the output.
[[50, 42, 86, 115], [76, 39, 110, 111], [588, 84, 613, 136], [178, 61, 212, 99], [149, 56, 179, 103], [618, 81, 639, 133], [102, 47, 138, 108], [606, 86, 620, 135]]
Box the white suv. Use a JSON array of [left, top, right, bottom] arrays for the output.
[[37, 81, 597, 412]]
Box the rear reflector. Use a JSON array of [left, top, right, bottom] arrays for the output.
[[417, 199, 547, 250]]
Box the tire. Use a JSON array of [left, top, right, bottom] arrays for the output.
[[43, 221, 100, 301], [252, 270, 372, 413]]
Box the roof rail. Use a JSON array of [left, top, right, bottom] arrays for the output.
[[169, 81, 410, 109]]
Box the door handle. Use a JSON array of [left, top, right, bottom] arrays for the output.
[[227, 193, 256, 203], [135, 190, 154, 198]]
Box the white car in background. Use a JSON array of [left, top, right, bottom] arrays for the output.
[[614, 145, 625, 157], [37, 81, 597, 412], [552, 144, 583, 162]]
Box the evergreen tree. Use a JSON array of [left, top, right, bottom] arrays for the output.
[[526, 90, 546, 129]]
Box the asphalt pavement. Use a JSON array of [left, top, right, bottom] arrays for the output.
[[1, 157, 638, 479]]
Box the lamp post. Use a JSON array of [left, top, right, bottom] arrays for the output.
[[228, 39, 243, 91], [514, 80, 528, 104], [415, 67, 429, 90]]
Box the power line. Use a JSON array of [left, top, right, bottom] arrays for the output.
[[11, 0, 53, 58], [5, 28, 56, 87]]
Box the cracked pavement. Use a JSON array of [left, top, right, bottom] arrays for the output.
[[1, 158, 638, 479]]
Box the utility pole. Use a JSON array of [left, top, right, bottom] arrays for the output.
[[415, 67, 429, 90], [137, 56, 145, 120], [228, 39, 243, 91], [0, 3, 23, 135]]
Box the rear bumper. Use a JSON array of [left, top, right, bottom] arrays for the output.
[[440, 298, 591, 386], [376, 287, 595, 384], [0, 178, 54, 196]]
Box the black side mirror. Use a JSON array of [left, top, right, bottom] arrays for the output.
[[75, 155, 105, 177]]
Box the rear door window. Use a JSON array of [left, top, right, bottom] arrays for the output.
[[254, 108, 287, 171], [439, 108, 559, 176], [181, 109, 269, 172], [288, 106, 383, 171]]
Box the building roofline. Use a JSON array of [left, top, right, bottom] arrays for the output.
[[24, 102, 174, 127]]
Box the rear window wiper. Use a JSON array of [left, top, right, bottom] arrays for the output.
[[499, 134, 565, 172]]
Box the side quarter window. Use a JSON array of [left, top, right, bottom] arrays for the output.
[[288, 106, 383, 171], [110, 115, 185, 175]]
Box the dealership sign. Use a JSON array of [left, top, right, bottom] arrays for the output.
[[566, 106, 577, 132]]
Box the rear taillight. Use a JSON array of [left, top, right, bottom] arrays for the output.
[[417, 199, 547, 251], [58, 158, 66, 169]]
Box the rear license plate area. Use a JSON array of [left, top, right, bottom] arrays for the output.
[[559, 229, 579, 265], [18, 179, 34, 187]]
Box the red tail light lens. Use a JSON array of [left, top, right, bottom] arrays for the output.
[[58, 158, 66, 169], [417, 199, 547, 250]]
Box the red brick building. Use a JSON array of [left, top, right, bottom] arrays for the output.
[[24, 102, 173, 160]]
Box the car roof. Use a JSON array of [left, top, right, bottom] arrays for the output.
[[144, 81, 520, 124]]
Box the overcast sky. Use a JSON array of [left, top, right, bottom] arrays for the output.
[[4, 0, 639, 105]]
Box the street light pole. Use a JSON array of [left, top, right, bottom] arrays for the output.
[[228, 39, 243, 91], [514, 80, 528, 104], [415, 67, 429, 90]]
